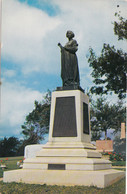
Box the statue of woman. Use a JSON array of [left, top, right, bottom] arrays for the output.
[[58, 31, 80, 87]]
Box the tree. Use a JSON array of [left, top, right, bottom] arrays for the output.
[[88, 12, 127, 99], [113, 136, 126, 160], [21, 90, 51, 145], [0, 137, 21, 157], [90, 95, 126, 140], [90, 129, 101, 142], [114, 12, 127, 40]]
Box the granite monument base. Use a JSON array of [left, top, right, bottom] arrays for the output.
[[3, 90, 125, 188], [4, 168, 124, 188], [3, 141, 125, 188]]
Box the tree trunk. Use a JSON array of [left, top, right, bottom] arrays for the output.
[[105, 130, 107, 140]]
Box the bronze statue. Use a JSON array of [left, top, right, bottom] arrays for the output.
[[58, 31, 80, 88]]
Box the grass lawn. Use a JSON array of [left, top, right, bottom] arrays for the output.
[[0, 156, 126, 193], [0, 177, 125, 194], [112, 161, 126, 166], [0, 156, 24, 178]]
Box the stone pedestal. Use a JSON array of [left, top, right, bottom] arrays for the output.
[[49, 90, 91, 142], [120, 123, 126, 139], [3, 90, 125, 188]]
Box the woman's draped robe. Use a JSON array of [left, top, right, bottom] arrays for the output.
[[61, 39, 80, 87]]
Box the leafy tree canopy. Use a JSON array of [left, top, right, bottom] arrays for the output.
[[88, 44, 126, 99], [21, 90, 51, 145], [114, 12, 127, 40], [88, 12, 127, 99]]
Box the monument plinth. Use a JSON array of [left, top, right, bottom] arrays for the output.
[[3, 31, 125, 188], [4, 89, 125, 187]]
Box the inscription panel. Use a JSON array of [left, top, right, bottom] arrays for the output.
[[53, 96, 77, 137], [48, 164, 65, 170], [83, 102, 90, 134]]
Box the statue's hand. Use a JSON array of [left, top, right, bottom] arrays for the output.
[[58, 43, 62, 48]]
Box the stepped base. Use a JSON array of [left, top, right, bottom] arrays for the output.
[[4, 169, 125, 188], [23, 157, 112, 171], [22, 141, 111, 171], [3, 141, 125, 188], [3, 90, 125, 187]]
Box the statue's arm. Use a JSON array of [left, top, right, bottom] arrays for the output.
[[64, 46, 78, 53], [58, 43, 64, 51]]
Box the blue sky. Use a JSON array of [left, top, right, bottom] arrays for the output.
[[0, 0, 127, 139]]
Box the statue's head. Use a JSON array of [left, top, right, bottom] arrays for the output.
[[66, 31, 75, 39]]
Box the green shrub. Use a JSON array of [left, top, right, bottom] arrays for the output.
[[102, 152, 109, 155], [109, 152, 124, 161], [113, 138, 126, 160]]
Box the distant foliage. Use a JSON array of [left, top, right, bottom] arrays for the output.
[[91, 130, 101, 141], [0, 137, 21, 157], [90, 95, 126, 140], [113, 137, 126, 160], [21, 90, 51, 146]]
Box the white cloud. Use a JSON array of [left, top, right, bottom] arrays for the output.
[[53, 0, 127, 91], [2, 0, 61, 74], [0, 79, 43, 136], [1, 0, 127, 139], [3, 69, 16, 77], [2, 0, 127, 77]]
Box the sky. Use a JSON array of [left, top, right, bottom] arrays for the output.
[[0, 0, 127, 140]]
